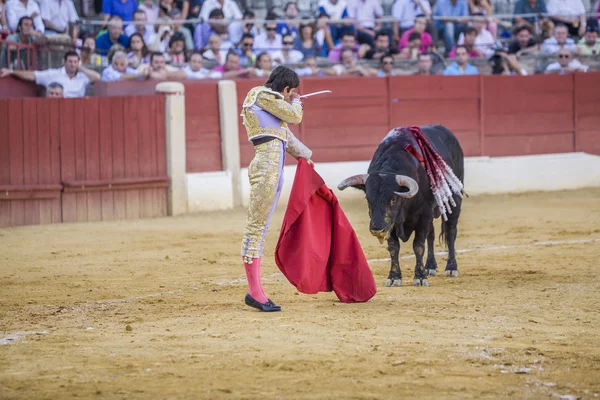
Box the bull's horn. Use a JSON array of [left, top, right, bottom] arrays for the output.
[[338, 174, 369, 191], [394, 175, 419, 198]]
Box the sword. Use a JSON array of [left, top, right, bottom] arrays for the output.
[[299, 90, 332, 99]]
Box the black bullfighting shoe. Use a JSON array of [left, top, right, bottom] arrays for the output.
[[244, 293, 282, 312]]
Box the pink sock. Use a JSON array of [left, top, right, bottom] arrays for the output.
[[243, 257, 268, 303]]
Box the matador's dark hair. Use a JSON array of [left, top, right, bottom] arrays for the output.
[[264, 65, 300, 92]]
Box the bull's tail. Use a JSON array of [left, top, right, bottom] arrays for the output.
[[439, 219, 449, 250]]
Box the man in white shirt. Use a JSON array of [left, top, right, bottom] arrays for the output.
[[6, 0, 45, 33], [0, 51, 100, 97], [124, 9, 157, 48], [254, 19, 283, 54], [271, 33, 304, 65], [457, 13, 495, 58], [541, 24, 577, 55], [40, 0, 79, 38], [199, 0, 242, 22], [101, 51, 147, 81], [183, 51, 222, 79], [391, 0, 431, 35], [544, 48, 588, 74], [347, 0, 383, 46], [546, 0, 586, 36]]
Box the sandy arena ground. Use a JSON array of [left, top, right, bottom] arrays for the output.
[[1, 188, 600, 399]]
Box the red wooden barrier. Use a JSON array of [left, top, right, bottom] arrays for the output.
[[574, 73, 600, 155], [389, 75, 481, 157], [482, 74, 575, 156], [0, 98, 61, 227], [59, 96, 168, 223], [184, 81, 222, 172], [0, 95, 168, 227]]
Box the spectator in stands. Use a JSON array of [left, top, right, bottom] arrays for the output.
[[138, 0, 160, 26], [254, 51, 272, 76], [347, 0, 384, 47], [183, 50, 222, 78], [443, 45, 479, 74], [155, 18, 175, 52], [40, 0, 79, 39], [508, 25, 538, 55], [194, 8, 226, 50], [254, 15, 283, 53], [229, 9, 260, 45], [0, 1, 8, 36], [546, 0, 586, 37], [294, 19, 326, 57], [315, 11, 335, 52], [46, 82, 63, 97], [124, 10, 157, 47], [96, 16, 129, 56], [101, 50, 146, 81], [513, 0, 550, 35], [295, 55, 321, 76], [5, 0, 45, 33], [433, 0, 469, 55], [489, 49, 527, 75], [493, 0, 517, 20], [317, 0, 351, 42], [449, 27, 480, 57], [328, 31, 359, 61], [159, 0, 175, 18], [237, 33, 256, 65], [457, 13, 495, 58], [212, 51, 257, 78], [327, 46, 376, 75], [277, 2, 299, 38], [398, 31, 422, 59], [544, 48, 588, 73], [364, 31, 400, 60], [1, 50, 100, 97], [173, 0, 190, 21], [272, 33, 304, 64], [106, 43, 125, 64], [202, 33, 227, 64], [376, 54, 396, 76], [166, 31, 186, 66], [391, 0, 432, 42], [541, 24, 577, 55], [576, 23, 600, 55], [0, 16, 41, 68], [199, 0, 242, 23], [142, 51, 187, 79], [398, 15, 432, 52], [168, 8, 194, 50], [101, 0, 138, 26], [414, 51, 434, 74], [467, 0, 497, 39], [127, 32, 150, 68], [79, 34, 100, 65]]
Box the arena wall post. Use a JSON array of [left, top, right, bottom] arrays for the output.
[[217, 80, 242, 207], [156, 82, 189, 216]]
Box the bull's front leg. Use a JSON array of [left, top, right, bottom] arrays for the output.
[[413, 228, 429, 287], [425, 221, 438, 276], [385, 231, 402, 287]]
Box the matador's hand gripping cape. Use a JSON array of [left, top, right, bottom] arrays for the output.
[[275, 159, 377, 303]]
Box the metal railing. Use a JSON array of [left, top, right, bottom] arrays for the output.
[[0, 39, 45, 70]]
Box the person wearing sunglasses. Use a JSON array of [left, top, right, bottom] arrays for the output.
[[376, 55, 396, 76], [544, 49, 588, 74], [254, 13, 283, 54], [271, 33, 304, 65]]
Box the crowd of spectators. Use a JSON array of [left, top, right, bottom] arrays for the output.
[[0, 0, 599, 96]]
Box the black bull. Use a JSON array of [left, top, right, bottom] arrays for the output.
[[338, 125, 464, 287]]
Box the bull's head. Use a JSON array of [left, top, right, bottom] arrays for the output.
[[338, 174, 419, 243]]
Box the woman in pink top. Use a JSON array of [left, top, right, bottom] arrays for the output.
[[398, 16, 432, 52]]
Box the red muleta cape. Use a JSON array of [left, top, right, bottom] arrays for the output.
[[274, 159, 377, 303]]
